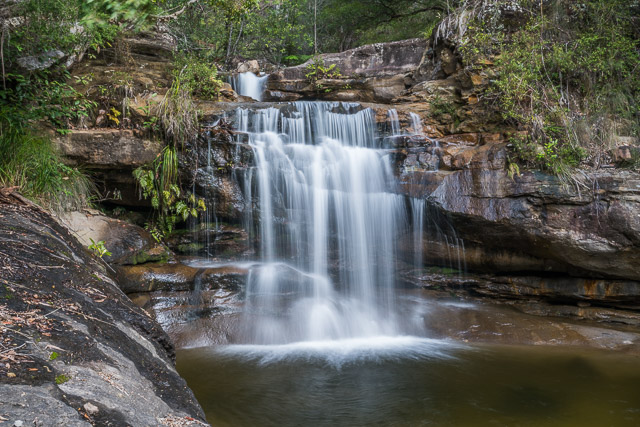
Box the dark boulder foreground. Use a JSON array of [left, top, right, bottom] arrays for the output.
[[0, 191, 208, 426]]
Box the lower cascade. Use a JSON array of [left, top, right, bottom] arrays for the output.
[[232, 101, 419, 345]]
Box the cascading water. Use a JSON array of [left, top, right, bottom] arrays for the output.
[[230, 72, 269, 101], [235, 102, 410, 344], [388, 108, 401, 135], [410, 112, 424, 135], [177, 103, 640, 427]]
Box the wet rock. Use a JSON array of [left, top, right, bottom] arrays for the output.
[[166, 224, 251, 258], [421, 170, 640, 281], [474, 275, 640, 309], [115, 262, 248, 294], [130, 290, 244, 348], [403, 268, 640, 326], [391, 134, 640, 289], [0, 196, 208, 425], [263, 89, 303, 102], [415, 291, 640, 348], [194, 173, 247, 221], [180, 130, 255, 222], [394, 135, 640, 282]]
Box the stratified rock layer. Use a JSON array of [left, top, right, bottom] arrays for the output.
[[266, 38, 428, 103]]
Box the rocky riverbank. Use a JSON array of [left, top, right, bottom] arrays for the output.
[[0, 190, 209, 426]]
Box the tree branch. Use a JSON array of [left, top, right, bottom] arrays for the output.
[[152, 0, 199, 21]]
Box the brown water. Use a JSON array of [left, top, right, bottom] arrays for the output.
[[177, 339, 640, 426]]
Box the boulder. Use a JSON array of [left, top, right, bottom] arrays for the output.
[[17, 49, 65, 71], [166, 223, 251, 258], [266, 38, 428, 103], [237, 60, 260, 74], [58, 211, 171, 265], [279, 38, 427, 80], [0, 195, 208, 426], [116, 262, 248, 294]]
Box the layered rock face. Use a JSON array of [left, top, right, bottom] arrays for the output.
[[265, 38, 428, 103], [260, 36, 640, 301], [53, 28, 238, 207], [0, 193, 208, 426], [56, 32, 639, 311], [392, 137, 640, 308], [394, 140, 640, 279]]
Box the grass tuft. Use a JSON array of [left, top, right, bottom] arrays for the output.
[[0, 127, 95, 212]]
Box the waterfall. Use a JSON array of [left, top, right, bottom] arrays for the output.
[[230, 72, 269, 101], [388, 109, 400, 136], [235, 102, 408, 344], [410, 112, 424, 135], [387, 109, 424, 136], [411, 198, 426, 269]]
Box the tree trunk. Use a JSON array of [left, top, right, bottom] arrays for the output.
[[231, 19, 245, 60]]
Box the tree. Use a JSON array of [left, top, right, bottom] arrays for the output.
[[317, 0, 450, 52]]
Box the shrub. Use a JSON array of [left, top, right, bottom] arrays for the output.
[[173, 54, 223, 100], [453, 0, 639, 175]]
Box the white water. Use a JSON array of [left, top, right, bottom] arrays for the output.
[[387, 109, 425, 136], [410, 112, 424, 135], [217, 336, 463, 368], [411, 198, 426, 268], [388, 109, 401, 135], [231, 72, 269, 101], [235, 102, 413, 344]]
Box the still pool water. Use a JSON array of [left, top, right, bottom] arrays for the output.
[[177, 338, 640, 426]]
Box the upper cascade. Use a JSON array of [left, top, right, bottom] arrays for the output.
[[235, 101, 378, 147], [230, 72, 269, 101]]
